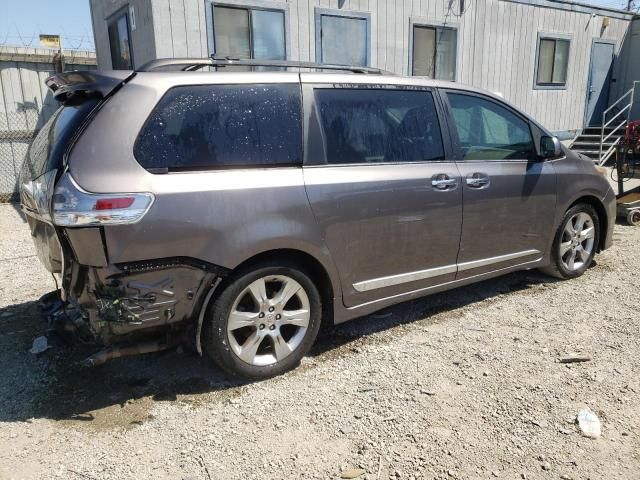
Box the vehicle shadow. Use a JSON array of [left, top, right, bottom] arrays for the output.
[[0, 269, 555, 425]]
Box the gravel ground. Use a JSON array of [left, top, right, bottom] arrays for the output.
[[0, 202, 639, 480]]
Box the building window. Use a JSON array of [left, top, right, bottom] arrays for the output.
[[536, 36, 570, 87], [315, 10, 370, 67], [213, 6, 286, 61], [108, 11, 133, 70], [411, 24, 457, 81]]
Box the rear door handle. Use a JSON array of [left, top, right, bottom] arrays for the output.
[[465, 173, 490, 188], [431, 174, 458, 190]]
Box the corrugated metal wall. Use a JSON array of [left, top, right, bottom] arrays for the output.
[[0, 47, 96, 202], [90, 0, 635, 133]]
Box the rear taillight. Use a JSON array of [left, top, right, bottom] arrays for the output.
[[52, 173, 154, 227]]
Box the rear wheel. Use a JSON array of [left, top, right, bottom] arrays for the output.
[[541, 204, 599, 279], [202, 263, 322, 379]]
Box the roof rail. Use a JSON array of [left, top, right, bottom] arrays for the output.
[[137, 57, 391, 75]]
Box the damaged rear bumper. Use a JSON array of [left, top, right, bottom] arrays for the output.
[[46, 228, 227, 350]]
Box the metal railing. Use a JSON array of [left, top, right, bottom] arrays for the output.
[[599, 81, 638, 165]]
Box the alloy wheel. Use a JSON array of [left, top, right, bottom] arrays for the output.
[[226, 275, 310, 366], [560, 212, 595, 272]]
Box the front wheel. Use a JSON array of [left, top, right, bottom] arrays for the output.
[[540, 204, 599, 280], [202, 263, 322, 379]]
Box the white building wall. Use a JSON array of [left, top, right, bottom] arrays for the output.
[[91, 0, 637, 133]]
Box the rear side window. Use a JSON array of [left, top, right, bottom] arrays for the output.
[[134, 84, 302, 171], [21, 99, 99, 182], [314, 88, 444, 164]]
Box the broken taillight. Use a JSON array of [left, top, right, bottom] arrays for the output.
[[52, 172, 154, 226]]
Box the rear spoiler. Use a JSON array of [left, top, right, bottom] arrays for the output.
[[45, 70, 135, 104]]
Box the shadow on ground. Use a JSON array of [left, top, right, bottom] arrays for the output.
[[0, 269, 555, 427]]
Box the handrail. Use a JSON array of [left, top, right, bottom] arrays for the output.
[[603, 103, 631, 129], [605, 87, 634, 113], [599, 83, 636, 163], [603, 119, 627, 144]]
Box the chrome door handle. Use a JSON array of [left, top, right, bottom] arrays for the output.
[[431, 175, 457, 190], [466, 173, 490, 188]]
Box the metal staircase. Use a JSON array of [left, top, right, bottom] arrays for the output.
[[570, 81, 638, 165], [571, 126, 624, 162]]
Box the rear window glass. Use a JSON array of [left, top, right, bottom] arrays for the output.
[[134, 84, 302, 171], [314, 88, 445, 164], [21, 99, 98, 182]]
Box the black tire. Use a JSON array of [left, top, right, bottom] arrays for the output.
[[540, 203, 600, 280], [627, 209, 640, 227], [202, 261, 322, 379]]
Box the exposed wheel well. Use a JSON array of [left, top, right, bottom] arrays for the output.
[[570, 196, 607, 252], [230, 249, 335, 327]]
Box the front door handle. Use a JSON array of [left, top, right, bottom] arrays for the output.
[[465, 172, 490, 188], [431, 174, 458, 190]]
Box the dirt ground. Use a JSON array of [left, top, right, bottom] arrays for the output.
[[0, 202, 638, 480]]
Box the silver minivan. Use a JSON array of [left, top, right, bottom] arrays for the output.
[[20, 59, 615, 378]]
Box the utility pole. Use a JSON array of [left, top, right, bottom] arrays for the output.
[[628, 0, 634, 11]]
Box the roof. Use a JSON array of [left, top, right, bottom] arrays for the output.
[[505, 0, 638, 21]]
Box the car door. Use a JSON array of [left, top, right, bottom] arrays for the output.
[[441, 90, 557, 278], [301, 77, 463, 308]]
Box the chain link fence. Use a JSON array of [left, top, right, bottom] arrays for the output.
[[1, 110, 45, 203]]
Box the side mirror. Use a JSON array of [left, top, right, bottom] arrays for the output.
[[540, 136, 562, 159]]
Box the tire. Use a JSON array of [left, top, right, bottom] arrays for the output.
[[540, 203, 600, 280], [202, 261, 322, 379], [627, 209, 640, 227]]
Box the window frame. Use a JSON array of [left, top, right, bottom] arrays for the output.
[[302, 83, 455, 167], [314, 8, 372, 67], [533, 32, 572, 90], [206, 1, 289, 60], [409, 18, 459, 81], [106, 6, 134, 70], [440, 89, 539, 163]]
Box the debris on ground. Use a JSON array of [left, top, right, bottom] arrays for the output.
[[340, 467, 366, 478], [28, 336, 51, 355], [576, 409, 602, 439], [558, 355, 592, 364]]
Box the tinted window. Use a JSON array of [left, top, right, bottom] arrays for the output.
[[108, 13, 132, 70], [315, 89, 445, 164], [21, 99, 99, 182], [135, 84, 302, 171], [447, 93, 535, 161]]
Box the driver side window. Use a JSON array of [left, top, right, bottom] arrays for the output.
[[447, 92, 535, 161]]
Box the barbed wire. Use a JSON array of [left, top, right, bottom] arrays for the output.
[[0, 24, 95, 51]]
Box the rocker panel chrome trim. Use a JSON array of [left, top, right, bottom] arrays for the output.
[[457, 249, 541, 272], [352, 264, 457, 292], [352, 249, 541, 292]]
